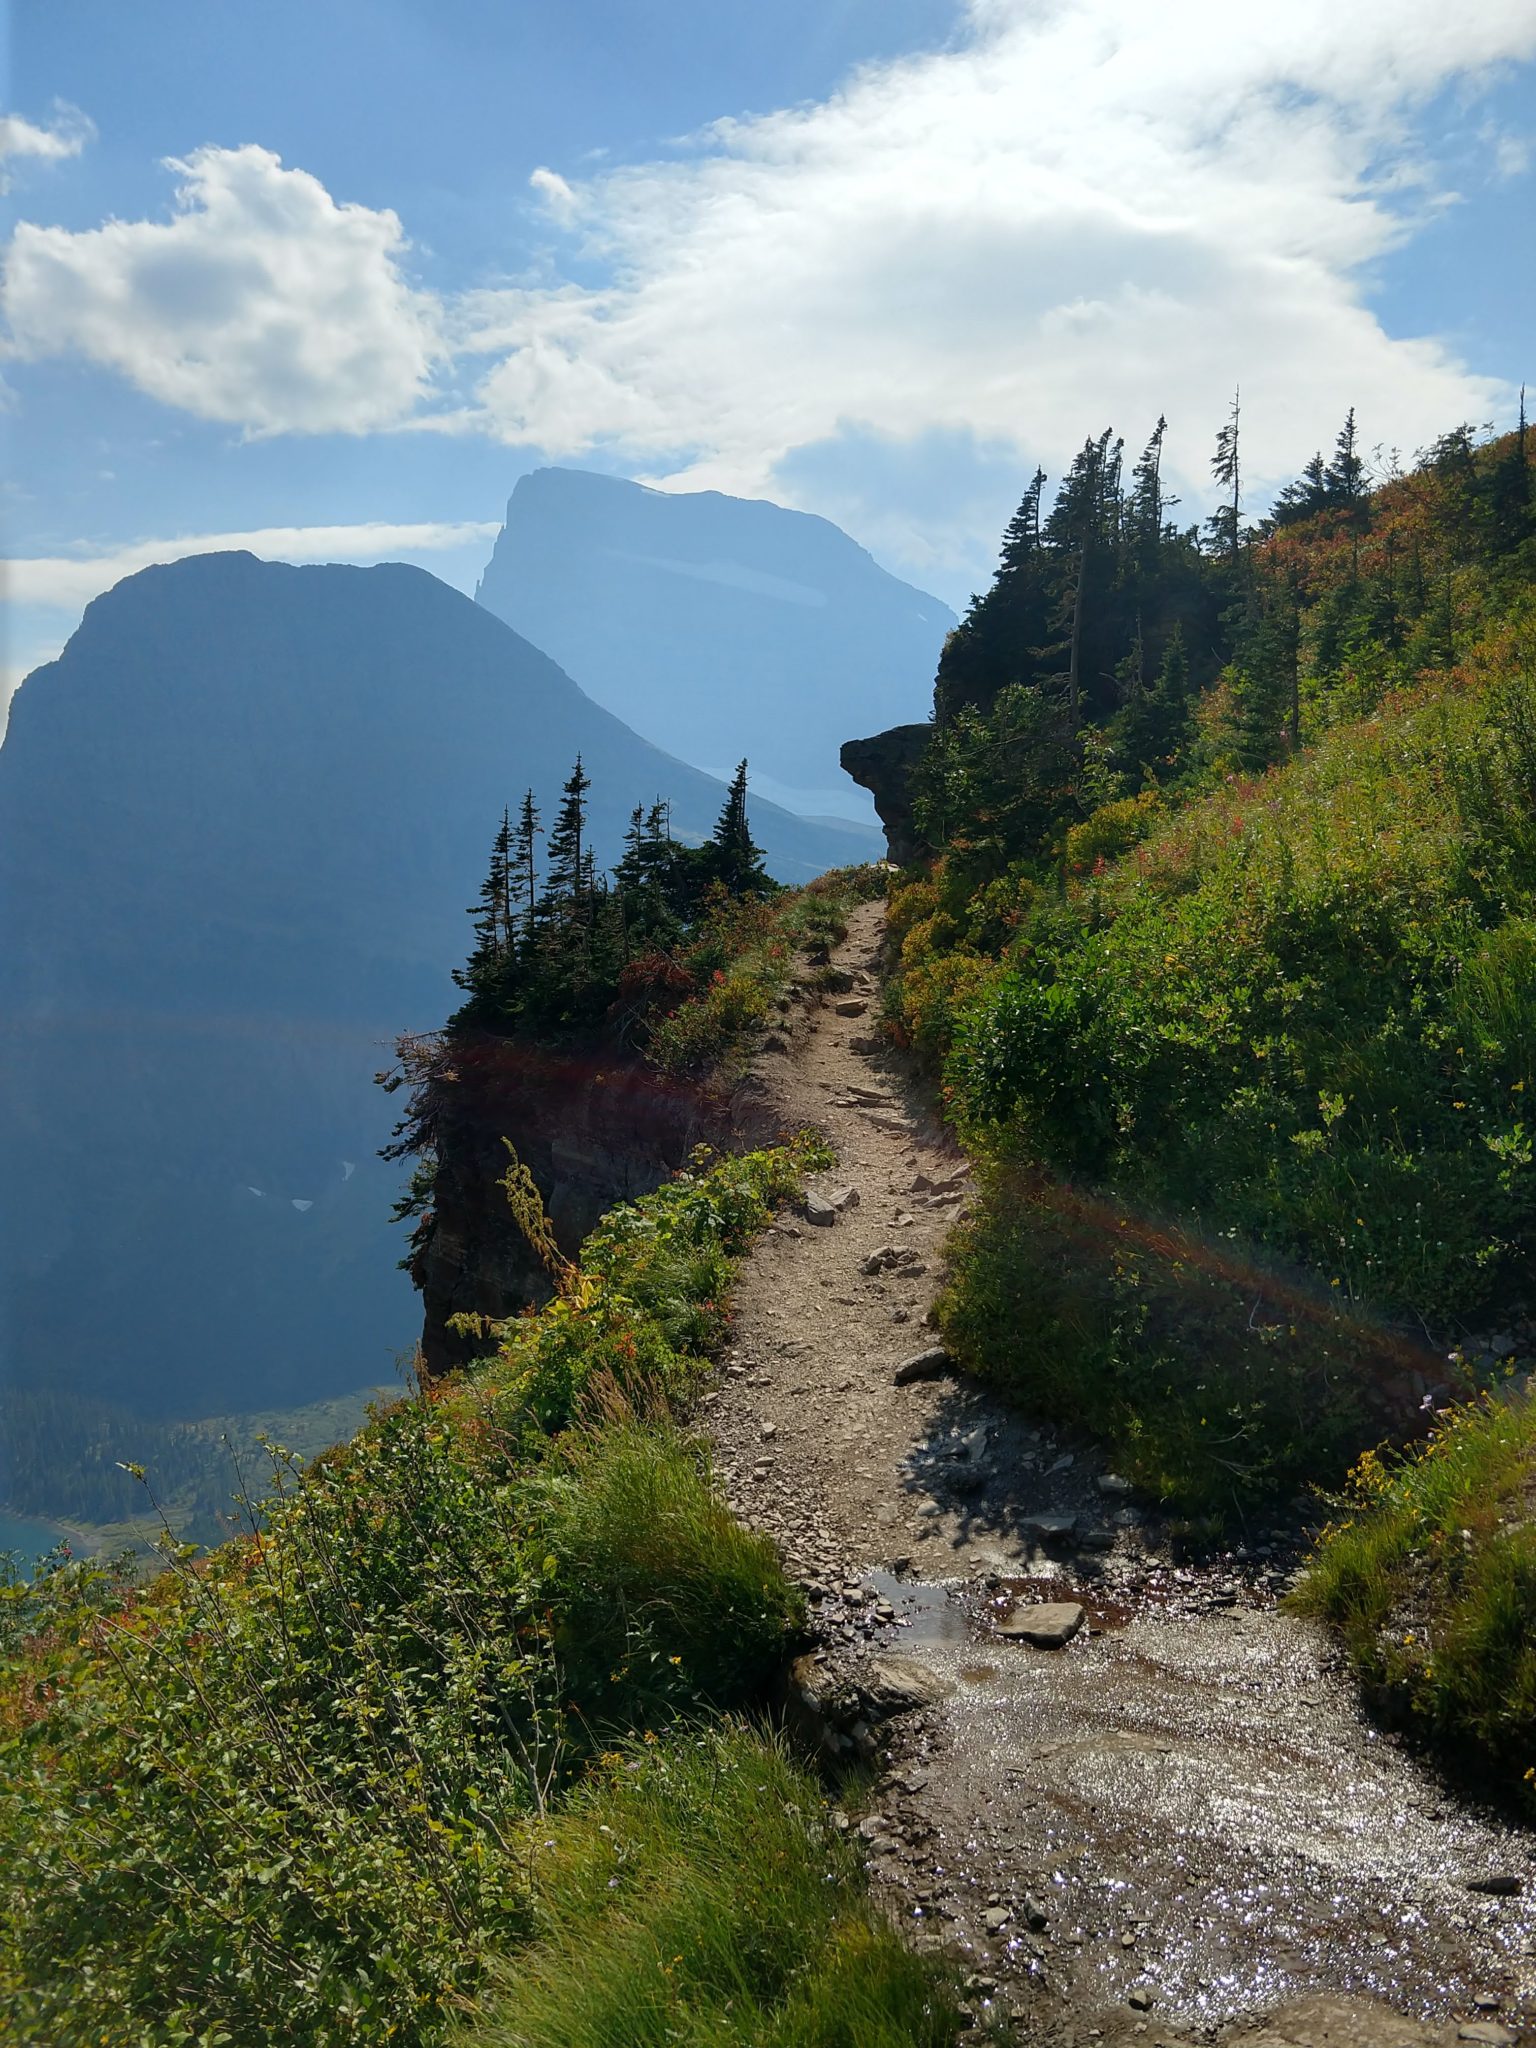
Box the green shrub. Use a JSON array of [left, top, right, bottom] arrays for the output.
[[648, 867, 883, 1076], [936, 1161, 1405, 1519], [528, 1421, 804, 1731], [948, 627, 1536, 1327], [0, 1146, 827, 2048], [1297, 1391, 1536, 1802], [463, 1727, 961, 2048]]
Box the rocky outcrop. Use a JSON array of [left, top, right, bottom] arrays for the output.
[[405, 1024, 803, 1380], [839, 723, 933, 865]]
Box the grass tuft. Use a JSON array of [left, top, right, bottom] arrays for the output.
[[463, 1727, 961, 2048], [1296, 1388, 1536, 1802]]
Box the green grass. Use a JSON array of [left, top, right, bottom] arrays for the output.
[[935, 1159, 1405, 1521], [1295, 1388, 1536, 1801], [895, 602, 1536, 1520], [647, 864, 885, 1076], [463, 1727, 960, 2048], [0, 1140, 954, 2048]]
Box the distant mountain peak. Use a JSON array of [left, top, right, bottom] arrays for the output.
[[476, 468, 951, 820]]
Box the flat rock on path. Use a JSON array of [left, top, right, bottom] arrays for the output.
[[706, 899, 1536, 2047]]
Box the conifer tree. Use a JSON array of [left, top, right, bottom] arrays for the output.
[[1208, 389, 1242, 564], [1485, 387, 1532, 555], [513, 789, 540, 943], [453, 807, 514, 998], [710, 760, 770, 895], [1324, 406, 1366, 508], [1272, 452, 1329, 527], [1127, 416, 1168, 568], [1114, 625, 1193, 779], [999, 468, 1048, 573]]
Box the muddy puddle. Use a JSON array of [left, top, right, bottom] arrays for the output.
[[870, 1595, 1536, 2035]]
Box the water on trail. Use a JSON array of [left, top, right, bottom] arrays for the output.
[[709, 899, 1536, 2046]]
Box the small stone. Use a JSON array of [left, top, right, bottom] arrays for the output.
[[1464, 1874, 1524, 1895], [831, 1186, 860, 1211], [894, 1346, 954, 1386], [1097, 1473, 1134, 1497], [862, 1654, 955, 1711], [1474, 1994, 1504, 2013], [1127, 1987, 1154, 2012], [1021, 1894, 1049, 1931], [803, 1192, 837, 1227], [1459, 2026, 1516, 2047], [835, 998, 868, 1016], [1023, 1511, 1079, 1544], [761, 1422, 777, 1441], [984, 1906, 1012, 1933], [996, 1600, 1086, 1648]]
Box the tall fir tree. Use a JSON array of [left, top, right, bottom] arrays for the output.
[[1207, 389, 1242, 564], [710, 759, 770, 895], [512, 788, 540, 944], [452, 807, 514, 1001]]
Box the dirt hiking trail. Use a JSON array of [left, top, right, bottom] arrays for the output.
[[708, 899, 1536, 2048]]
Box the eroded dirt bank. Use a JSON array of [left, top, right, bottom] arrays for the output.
[[708, 899, 1535, 2048]]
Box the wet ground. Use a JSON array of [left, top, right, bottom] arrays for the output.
[[710, 901, 1535, 2046]]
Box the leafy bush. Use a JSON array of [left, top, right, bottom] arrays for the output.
[[0, 1146, 837, 2048], [647, 866, 883, 1076], [936, 1160, 1407, 1519], [464, 1727, 961, 2048], [949, 618, 1536, 1327], [1297, 1389, 1536, 1803]]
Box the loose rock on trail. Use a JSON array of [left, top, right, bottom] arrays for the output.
[[708, 898, 1536, 2048]]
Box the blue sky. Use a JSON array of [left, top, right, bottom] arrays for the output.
[[4, 0, 1534, 713]]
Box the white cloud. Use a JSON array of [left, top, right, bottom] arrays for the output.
[[5, 519, 501, 611], [0, 103, 94, 188], [456, 0, 1536, 535], [3, 144, 446, 433], [529, 166, 578, 225]]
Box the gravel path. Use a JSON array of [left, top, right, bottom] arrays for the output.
[[708, 899, 1536, 2048]]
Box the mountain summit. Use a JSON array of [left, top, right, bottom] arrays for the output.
[[474, 468, 953, 820], [0, 551, 870, 1429]]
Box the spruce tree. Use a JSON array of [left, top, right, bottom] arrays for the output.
[[710, 760, 770, 895], [999, 468, 1048, 573], [452, 807, 514, 1000], [1127, 416, 1167, 569], [1324, 406, 1366, 508], [512, 789, 540, 944], [1207, 389, 1242, 564]]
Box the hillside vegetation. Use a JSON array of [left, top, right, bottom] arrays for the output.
[[885, 411, 1534, 1520], [0, 1141, 956, 2047]]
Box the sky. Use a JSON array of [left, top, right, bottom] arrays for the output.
[[3, 0, 1534, 723]]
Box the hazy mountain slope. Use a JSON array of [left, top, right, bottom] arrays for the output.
[[0, 551, 866, 1429], [474, 467, 952, 818]]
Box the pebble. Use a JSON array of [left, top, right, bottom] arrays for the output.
[[894, 1346, 954, 1386], [996, 1600, 1085, 1648]]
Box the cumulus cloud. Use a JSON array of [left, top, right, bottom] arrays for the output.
[[0, 103, 95, 189], [528, 166, 578, 224], [457, 0, 1536, 532], [3, 145, 446, 433]]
